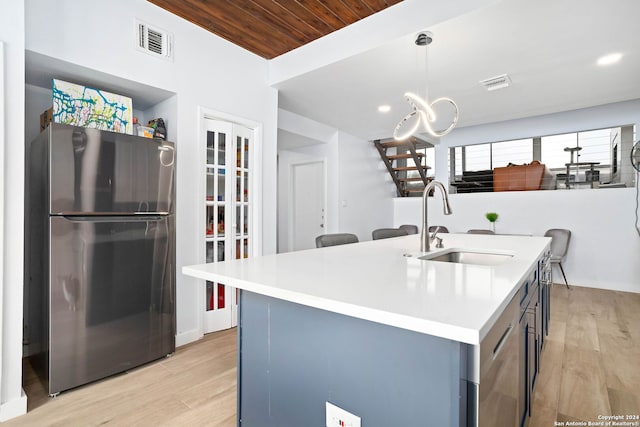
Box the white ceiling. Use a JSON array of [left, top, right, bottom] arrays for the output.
[[275, 0, 640, 142]]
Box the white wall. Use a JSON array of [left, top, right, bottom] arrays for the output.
[[139, 95, 178, 144], [278, 148, 328, 252], [24, 0, 278, 344], [0, 1, 278, 419], [277, 110, 337, 252], [0, 2, 28, 422], [24, 84, 51, 146], [396, 100, 640, 293], [394, 188, 640, 292], [278, 141, 337, 252], [0, 42, 3, 412], [432, 99, 640, 183], [277, 115, 396, 251], [336, 131, 396, 239], [279, 109, 337, 143]]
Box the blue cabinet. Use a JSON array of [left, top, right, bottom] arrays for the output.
[[518, 253, 551, 427], [235, 251, 553, 427], [238, 291, 464, 427], [518, 277, 537, 427], [519, 314, 525, 427]]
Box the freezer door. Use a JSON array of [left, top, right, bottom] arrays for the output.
[[48, 215, 175, 395], [48, 124, 175, 214]]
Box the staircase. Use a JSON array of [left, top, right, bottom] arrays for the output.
[[374, 137, 433, 197]]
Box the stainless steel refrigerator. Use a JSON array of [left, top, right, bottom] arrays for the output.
[[25, 123, 175, 395]]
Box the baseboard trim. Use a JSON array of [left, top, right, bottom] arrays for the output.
[[175, 328, 203, 347], [552, 282, 640, 294], [0, 389, 27, 422]]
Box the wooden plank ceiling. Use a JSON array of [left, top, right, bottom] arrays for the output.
[[147, 0, 403, 59]]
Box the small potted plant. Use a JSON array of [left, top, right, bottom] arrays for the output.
[[485, 212, 499, 232]]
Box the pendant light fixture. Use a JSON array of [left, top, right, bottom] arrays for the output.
[[393, 31, 459, 140]]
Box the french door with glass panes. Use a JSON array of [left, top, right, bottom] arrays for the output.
[[204, 119, 252, 333]]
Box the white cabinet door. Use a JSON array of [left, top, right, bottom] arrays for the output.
[[203, 118, 253, 333]]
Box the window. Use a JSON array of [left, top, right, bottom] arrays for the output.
[[540, 133, 575, 169], [451, 138, 533, 176], [465, 144, 491, 171], [540, 129, 612, 169], [453, 146, 462, 176], [424, 146, 435, 177], [578, 128, 612, 164], [540, 128, 615, 185], [492, 139, 533, 168], [449, 125, 634, 193]]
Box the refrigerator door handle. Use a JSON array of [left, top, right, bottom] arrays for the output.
[[56, 212, 169, 217], [61, 215, 167, 223], [134, 212, 170, 216]]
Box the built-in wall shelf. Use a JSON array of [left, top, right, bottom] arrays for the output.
[[25, 50, 178, 145]]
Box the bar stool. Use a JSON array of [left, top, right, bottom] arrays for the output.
[[315, 233, 359, 248], [544, 228, 571, 289], [428, 226, 449, 233], [372, 228, 409, 240], [399, 224, 419, 235], [467, 229, 495, 235]]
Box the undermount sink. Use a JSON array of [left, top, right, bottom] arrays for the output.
[[418, 250, 514, 266]]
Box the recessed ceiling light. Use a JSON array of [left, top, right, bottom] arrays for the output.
[[378, 105, 391, 113], [597, 53, 623, 66]]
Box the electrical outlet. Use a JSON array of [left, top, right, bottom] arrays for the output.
[[326, 402, 361, 427]]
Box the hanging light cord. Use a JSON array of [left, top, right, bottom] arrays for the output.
[[636, 170, 640, 237], [632, 142, 640, 237]]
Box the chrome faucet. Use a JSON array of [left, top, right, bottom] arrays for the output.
[[421, 181, 453, 252]]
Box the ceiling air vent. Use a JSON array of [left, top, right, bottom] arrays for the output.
[[480, 74, 511, 91], [136, 20, 173, 60]]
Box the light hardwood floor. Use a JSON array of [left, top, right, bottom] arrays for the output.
[[4, 286, 639, 426], [530, 285, 640, 426], [5, 328, 238, 427]]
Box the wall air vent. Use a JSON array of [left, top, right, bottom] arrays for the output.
[[480, 74, 511, 91], [136, 20, 173, 60]]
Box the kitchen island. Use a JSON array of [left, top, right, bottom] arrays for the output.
[[183, 233, 551, 427]]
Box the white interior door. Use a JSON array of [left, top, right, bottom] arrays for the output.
[[291, 161, 325, 251], [203, 118, 253, 333]]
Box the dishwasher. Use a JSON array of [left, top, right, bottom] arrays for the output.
[[464, 289, 520, 427]]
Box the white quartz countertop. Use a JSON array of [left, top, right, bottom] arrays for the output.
[[183, 233, 550, 345]]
